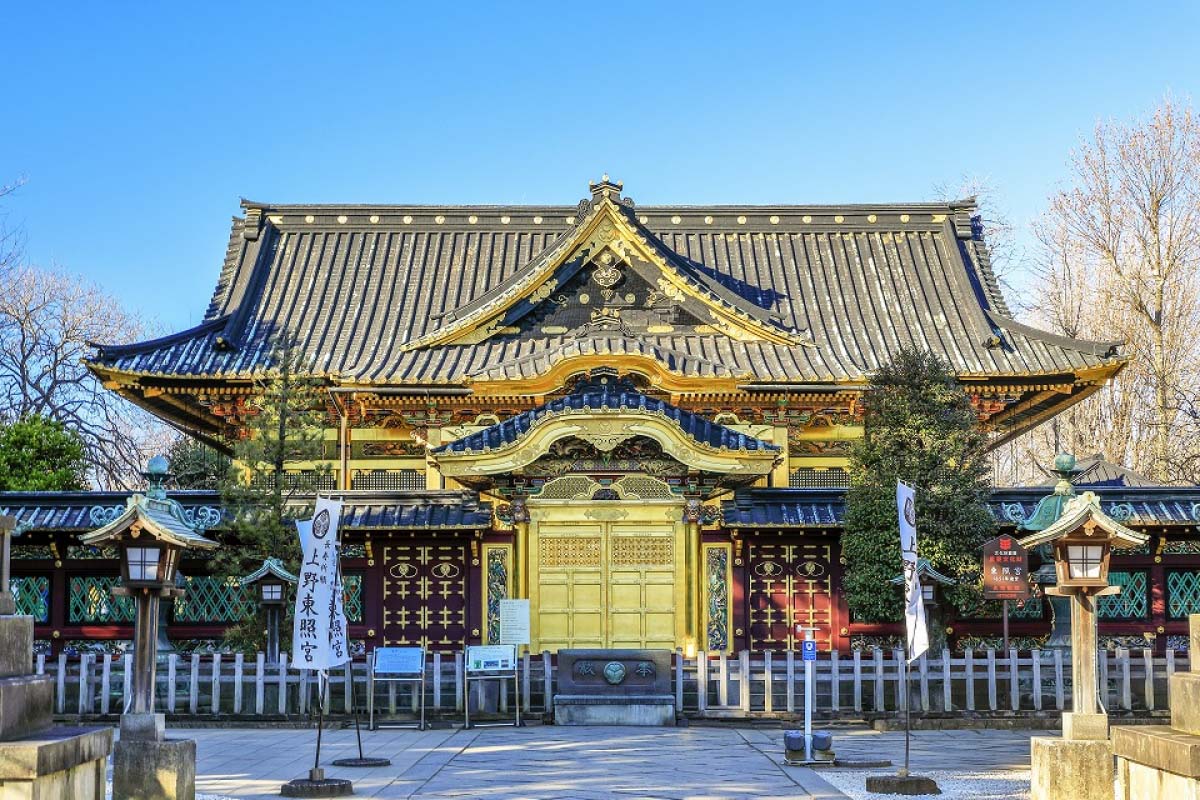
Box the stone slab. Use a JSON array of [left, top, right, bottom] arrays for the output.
[[555, 649, 672, 696], [1172, 672, 1200, 736], [112, 737, 196, 800], [553, 700, 676, 726], [1118, 756, 1200, 800], [0, 727, 113, 781], [1113, 724, 1200, 778], [865, 774, 941, 795], [0, 676, 52, 742], [1062, 711, 1109, 742], [1030, 736, 1112, 800], [0, 617, 34, 679]]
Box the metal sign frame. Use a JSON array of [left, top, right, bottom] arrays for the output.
[[368, 647, 426, 731], [463, 644, 520, 729]]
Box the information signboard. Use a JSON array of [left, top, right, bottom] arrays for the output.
[[801, 640, 817, 662], [982, 535, 1031, 601], [466, 644, 517, 672], [498, 599, 530, 645], [373, 647, 424, 675]]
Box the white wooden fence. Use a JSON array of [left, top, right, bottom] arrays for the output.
[[39, 647, 1190, 720]]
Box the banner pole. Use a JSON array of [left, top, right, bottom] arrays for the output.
[[313, 672, 326, 775], [903, 644, 911, 777]]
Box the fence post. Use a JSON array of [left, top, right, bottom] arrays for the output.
[[344, 661, 353, 713], [674, 649, 683, 712], [299, 669, 309, 715], [941, 649, 952, 712], [1053, 648, 1065, 710], [986, 649, 997, 711], [964, 648, 975, 711], [122, 653, 132, 714], [830, 651, 840, 713], [189, 654, 200, 715], [277, 654, 288, 715], [1031, 649, 1043, 711], [1099, 648, 1110, 710], [786, 650, 796, 713], [433, 653, 443, 711], [35, 653, 44, 676], [873, 649, 884, 711], [455, 651, 465, 712], [1143, 649, 1155, 711], [718, 652, 729, 707], [697, 653, 708, 713], [233, 654, 244, 715], [763, 651, 773, 713], [852, 649, 862, 713], [77, 653, 90, 715], [738, 651, 750, 712], [541, 650, 552, 714], [894, 649, 906, 713], [255, 653, 265, 715], [55, 653, 65, 714], [918, 653, 929, 712], [522, 651, 531, 715], [211, 654, 222, 714], [100, 654, 112, 715], [167, 654, 177, 713], [1167, 648, 1177, 705], [1118, 648, 1131, 711], [1008, 648, 1019, 711]]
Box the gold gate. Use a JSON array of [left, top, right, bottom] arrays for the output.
[[527, 496, 688, 652]]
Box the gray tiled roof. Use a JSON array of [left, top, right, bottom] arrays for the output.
[[88, 188, 1120, 385]]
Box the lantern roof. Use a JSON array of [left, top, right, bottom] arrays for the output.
[[80, 492, 219, 550], [888, 557, 957, 586], [239, 557, 298, 586], [1017, 491, 1148, 550]]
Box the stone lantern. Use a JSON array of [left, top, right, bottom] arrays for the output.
[[82, 455, 219, 800], [239, 558, 298, 664], [1018, 490, 1147, 800]]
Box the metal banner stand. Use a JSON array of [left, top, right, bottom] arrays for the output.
[[464, 644, 521, 729], [333, 658, 392, 768], [368, 647, 426, 731]]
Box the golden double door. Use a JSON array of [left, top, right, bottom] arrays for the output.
[[528, 509, 688, 652]]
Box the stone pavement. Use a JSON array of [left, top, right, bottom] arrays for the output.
[[178, 724, 1039, 800]]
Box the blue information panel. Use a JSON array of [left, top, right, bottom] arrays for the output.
[[801, 640, 817, 662], [373, 647, 424, 675]]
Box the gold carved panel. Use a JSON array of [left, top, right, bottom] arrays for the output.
[[539, 536, 602, 568], [610, 536, 674, 566]]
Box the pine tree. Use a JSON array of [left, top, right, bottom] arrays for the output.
[[216, 338, 331, 650], [841, 348, 995, 625]]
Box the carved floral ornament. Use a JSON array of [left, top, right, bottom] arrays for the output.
[[432, 408, 779, 479]]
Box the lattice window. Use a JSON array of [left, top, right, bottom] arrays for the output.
[[788, 467, 849, 488], [69, 576, 134, 623], [614, 475, 675, 499], [538, 476, 598, 500], [173, 576, 255, 623], [1098, 571, 1148, 619], [539, 536, 602, 567], [610, 537, 674, 566], [343, 573, 363, 623], [251, 471, 336, 491], [351, 469, 426, 490], [1010, 597, 1044, 619], [1168, 571, 1200, 619], [11, 576, 49, 622]]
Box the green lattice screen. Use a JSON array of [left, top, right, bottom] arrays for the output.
[[1010, 597, 1044, 619], [173, 576, 255, 623], [1098, 571, 1148, 619], [1168, 571, 1200, 619], [343, 574, 363, 623], [10, 577, 49, 622], [69, 576, 134, 623]]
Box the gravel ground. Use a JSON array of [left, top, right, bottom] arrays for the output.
[[818, 769, 1031, 800]]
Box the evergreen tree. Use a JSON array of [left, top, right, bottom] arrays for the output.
[[841, 348, 994, 624], [166, 437, 231, 490], [0, 415, 89, 490], [216, 338, 331, 650]]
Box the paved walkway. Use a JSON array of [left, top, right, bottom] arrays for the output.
[[181, 724, 1039, 800]]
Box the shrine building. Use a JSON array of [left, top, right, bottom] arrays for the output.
[[3, 177, 1200, 656]]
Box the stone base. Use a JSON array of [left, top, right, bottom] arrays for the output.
[[112, 737, 196, 800], [0, 676, 53, 742], [1118, 756, 1200, 799], [1030, 736, 1112, 800], [1172, 672, 1200, 736], [0, 617, 34, 679], [1061, 711, 1109, 741], [864, 774, 941, 795], [553, 696, 675, 726], [1113, 725, 1200, 799], [0, 726, 113, 800]]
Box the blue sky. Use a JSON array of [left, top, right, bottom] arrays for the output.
[[2, 2, 1198, 333]]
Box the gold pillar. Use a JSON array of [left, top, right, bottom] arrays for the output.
[[771, 425, 790, 488]]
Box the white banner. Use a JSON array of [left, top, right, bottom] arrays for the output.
[[291, 497, 349, 671], [897, 481, 929, 663]]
